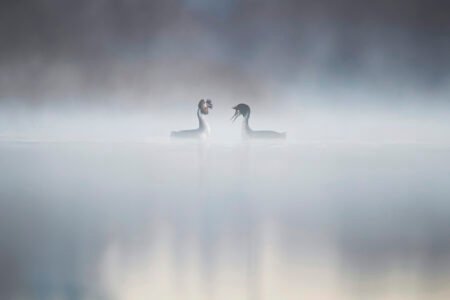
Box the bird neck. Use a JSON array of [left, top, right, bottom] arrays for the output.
[[197, 108, 210, 133], [242, 113, 252, 135]]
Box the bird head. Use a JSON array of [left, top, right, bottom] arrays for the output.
[[231, 103, 250, 122], [198, 99, 213, 114]]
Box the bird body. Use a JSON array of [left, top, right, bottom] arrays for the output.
[[231, 103, 286, 139], [171, 99, 212, 139]]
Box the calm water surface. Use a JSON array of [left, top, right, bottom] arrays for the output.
[[1, 141, 450, 299]]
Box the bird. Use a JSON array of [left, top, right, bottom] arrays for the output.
[[231, 103, 286, 139], [171, 99, 213, 139]]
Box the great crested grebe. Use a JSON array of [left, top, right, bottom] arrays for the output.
[[231, 103, 286, 139], [171, 99, 213, 139]]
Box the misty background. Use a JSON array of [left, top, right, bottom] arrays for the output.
[[0, 0, 450, 143], [0, 0, 449, 106], [1, 1, 450, 300]]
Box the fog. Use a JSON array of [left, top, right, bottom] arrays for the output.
[[1, 0, 450, 299], [1, 0, 449, 105], [1, 104, 450, 300]]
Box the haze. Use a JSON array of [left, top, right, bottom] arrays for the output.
[[1, 1, 450, 300]]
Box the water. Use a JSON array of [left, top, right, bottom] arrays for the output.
[[1, 140, 450, 299]]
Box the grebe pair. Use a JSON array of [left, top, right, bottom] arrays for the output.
[[171, 99, 286, 139]]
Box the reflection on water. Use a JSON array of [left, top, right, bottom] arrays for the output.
[[1, 141, 450, 299]]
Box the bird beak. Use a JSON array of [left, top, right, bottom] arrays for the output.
[[231, 108, 240, 122]]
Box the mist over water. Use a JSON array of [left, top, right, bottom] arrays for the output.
[[1, 105, 450, 299], [1, 0, 450, 299]]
